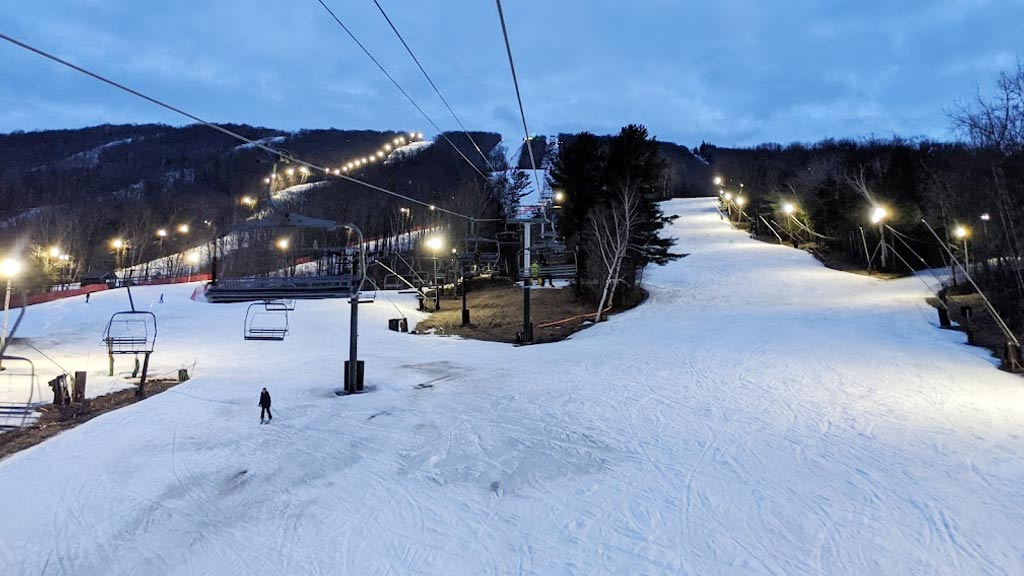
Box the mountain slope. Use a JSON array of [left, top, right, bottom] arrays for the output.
[[0, 199, 1021, 575]]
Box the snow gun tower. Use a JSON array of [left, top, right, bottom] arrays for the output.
[[204, 213, 369, 392]]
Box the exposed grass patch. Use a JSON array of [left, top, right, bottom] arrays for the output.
[[416, 278, 645, 344]]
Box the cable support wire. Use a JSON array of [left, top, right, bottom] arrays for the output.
[[370, 0, 494, 172], [885, 224, 948, 288], [885, 225, 932, 245], [314, 0, 491, 183], [883, 242, 948, 309], [494, 0, 543, 197], [921, 218, 1020, 346], [0, 31, 487, 222], [788, 215, 837, 240]]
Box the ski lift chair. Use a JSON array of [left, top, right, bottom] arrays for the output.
[[103, 311, 158, 355], [519, 250, 578, 282], [244, 301, 290, 341], [0, 355, 39, 431]]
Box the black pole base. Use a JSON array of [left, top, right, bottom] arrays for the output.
[[462, 309, 471, 326], [344, 360, 365, 393]]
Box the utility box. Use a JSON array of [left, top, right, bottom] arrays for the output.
[[344, 360, 365, 393], [178, 368, 190, 382]]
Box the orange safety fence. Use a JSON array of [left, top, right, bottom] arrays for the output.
[[537, 304, 613, 329]]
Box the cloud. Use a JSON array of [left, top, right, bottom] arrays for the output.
[[0, 0, 1021, 146]]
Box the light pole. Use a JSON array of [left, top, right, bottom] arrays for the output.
[[275, 237, 292, 276], [426, 236, 443, 310], [0, 258, 22, 371], [111, 238, 127, 275], [782, 202, 797, 246], [870, 206, 888, 270], [980, 213, 990, 238], [186, 252, 200, 282], [954, 225, 970, 277]]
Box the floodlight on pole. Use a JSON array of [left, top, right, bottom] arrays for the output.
[[735, 196, 746, 207], [275, 237, 290, 251], [724, 192, 733, 201], [782, 202, 796, 215], [111, 238, 125, 250], [954, 225, 969, 239], [178, 224, 190, 234], [0, 258, 21, 279], [48, 246, 61, 258], [870, 206, 888, 224], [713, 176, 723, 186]]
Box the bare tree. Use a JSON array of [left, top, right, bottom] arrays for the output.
[[585, 186, 640, 322], [951, 58, 1024, 154]]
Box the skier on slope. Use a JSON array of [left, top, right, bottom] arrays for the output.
[[259, 387, 272, 423]]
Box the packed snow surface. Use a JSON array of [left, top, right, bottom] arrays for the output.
[[1, 198, 1023, 574]]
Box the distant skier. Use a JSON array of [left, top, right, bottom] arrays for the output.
[[159, 293, 164, 304], [85, 292, 90, 303], [259, 387, 272, 423]]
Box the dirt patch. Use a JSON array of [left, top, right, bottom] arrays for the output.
[[0, 378, 184, 461], [416, 279, 644, 344]]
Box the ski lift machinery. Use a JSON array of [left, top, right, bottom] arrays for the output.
[[205, 213, 369, 393], [456, 219, 505, 278]]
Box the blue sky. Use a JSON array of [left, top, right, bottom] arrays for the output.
[[1, 0, 1021, 147]]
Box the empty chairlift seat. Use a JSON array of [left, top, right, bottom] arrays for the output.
[[244, 301, 290, 341], [103, 311, 157, 354]]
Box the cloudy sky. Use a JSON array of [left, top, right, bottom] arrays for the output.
[[1, 0, 1021, 147]]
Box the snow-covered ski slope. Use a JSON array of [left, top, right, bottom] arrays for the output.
[[2, 198, 1023, 575]]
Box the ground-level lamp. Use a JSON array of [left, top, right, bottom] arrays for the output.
[[241, 196, 257, 208], [0, 257, 22, 371]]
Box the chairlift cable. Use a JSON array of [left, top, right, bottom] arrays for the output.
[[494, 0, 544, 198], [370, 0, 495, 172], [313, 0, 491, 183], [0, 31, 487, 223]]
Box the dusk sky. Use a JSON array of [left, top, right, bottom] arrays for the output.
[[1, 0, 1022, 147]]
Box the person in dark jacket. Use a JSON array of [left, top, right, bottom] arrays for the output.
[[259, 388, 272, 423]]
